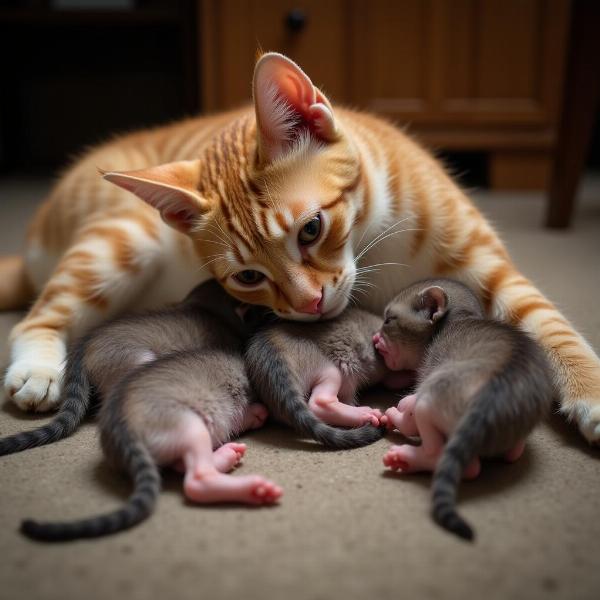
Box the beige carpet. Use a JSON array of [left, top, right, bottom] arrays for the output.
[[1, 176, 599, 600]]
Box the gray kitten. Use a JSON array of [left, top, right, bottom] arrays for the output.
[[373, 278, 555, 541], [17, 281, 281, 542], [0, 280, 254, 457], [246, 308, 399, 448]]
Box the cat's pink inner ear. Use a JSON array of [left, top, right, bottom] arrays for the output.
[[253, 52, 338, 163], [100, 160, 208, 233]]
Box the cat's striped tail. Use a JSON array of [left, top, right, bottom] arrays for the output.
[[20, 425, 160, 541], [0, 338, 90, 456], [246, 335, 383, 449]]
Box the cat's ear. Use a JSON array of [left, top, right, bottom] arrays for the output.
[[101, 160, 210, 233], [418, 286, 448, 323], [253, 52, 339, 164]]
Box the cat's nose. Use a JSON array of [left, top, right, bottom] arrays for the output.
[[298, 290, 323, 314]]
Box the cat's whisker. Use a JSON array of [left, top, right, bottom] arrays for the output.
[[196, 226, 230, 250], [354, 225, 418, 264], [362, 216, 411, 248], [197, 237, 231, 250], [346, 292, 358, 307], [352, 277, 377, 289], [354, 219, 379, 254], [356, 262, 407, 272], [355, 227, 422, 264], [354, 217, 412, 262], [206, 221, 235, 248], [197, 255, 229, 272], [263, 179, 283, 212], [204, 219, 234, 245]]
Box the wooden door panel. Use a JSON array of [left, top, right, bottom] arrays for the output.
[[475, 0, 539, 99], [201, 0, 349, 110], [349, 0, 569, 125]]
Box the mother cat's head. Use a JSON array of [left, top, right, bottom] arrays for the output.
[[104, 53, 363, 321]]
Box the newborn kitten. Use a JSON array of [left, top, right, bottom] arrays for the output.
[[373, 278, 554, 541], [1, 281, 255, 456], [18, 281, 282, 542], [246, 308, 400, 448]]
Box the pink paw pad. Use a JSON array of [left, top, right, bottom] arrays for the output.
[[251, 480, 283, 504], [213, 442, 247, 472], [382, 449, 410, 472]]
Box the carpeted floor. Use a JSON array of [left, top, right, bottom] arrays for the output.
[[1, 176, 599, 600]]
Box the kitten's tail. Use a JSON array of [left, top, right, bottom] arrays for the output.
[[246, 335, 383, 449], [0, 339, 91, 456], [430, 402, 490, 542], [20, 421, 160, 541], [0, 256, 34, 311], [430, 332, 552, 542]]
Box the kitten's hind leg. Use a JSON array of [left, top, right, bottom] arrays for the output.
[[181, 416, 282, 505], [308, 366, 382, 427], [212, 443, 247, 472], [383, 402, 446, 473], [173, 442, 247, 474], [383, 444, 481, 478], [381, 394, 418, 434]]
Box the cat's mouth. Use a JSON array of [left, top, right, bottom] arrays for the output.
[[321, 305, 345, 320], [319, 292, 348, 320]]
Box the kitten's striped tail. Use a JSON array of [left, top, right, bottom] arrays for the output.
[[246, 335, 383, 449], [0, 340, 90, 456], [20, 424, 160, 541], [430, 405, 490, 542]]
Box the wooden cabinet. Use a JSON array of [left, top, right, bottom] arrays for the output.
[[199, 0, 571, 190]]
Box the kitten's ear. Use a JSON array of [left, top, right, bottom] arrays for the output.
[[253, 52, 339, 164], [418, 286, 448, 323], [101, 160, 210, 233]]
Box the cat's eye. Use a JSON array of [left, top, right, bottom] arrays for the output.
[[298, 214, 322, 246], [234, 270, 265, 286]]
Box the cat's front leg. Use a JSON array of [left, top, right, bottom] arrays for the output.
[[5, 221, 162, 411], [482, 263, 600, 444]]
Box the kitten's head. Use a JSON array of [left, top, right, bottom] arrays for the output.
[[373, 284, 449, 371], [103, 53, 362, 320]]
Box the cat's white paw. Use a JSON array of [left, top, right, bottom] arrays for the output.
[[4, 360, 64, 412], [564, 400, 600, 445]]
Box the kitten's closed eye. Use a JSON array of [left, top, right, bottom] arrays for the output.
[[383, 314, 397, 325]]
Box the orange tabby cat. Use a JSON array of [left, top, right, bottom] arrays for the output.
[[1, 52, 599, 444]]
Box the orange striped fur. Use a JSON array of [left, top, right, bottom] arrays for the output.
[[2, 52, 600, 444]]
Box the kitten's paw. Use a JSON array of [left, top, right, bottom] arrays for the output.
[[565, 400, 600, 445], [4, 360, 63, 412], [184, 472, 283, 505], [383, 445, 412, 472], [213, 443, 247, 472]]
